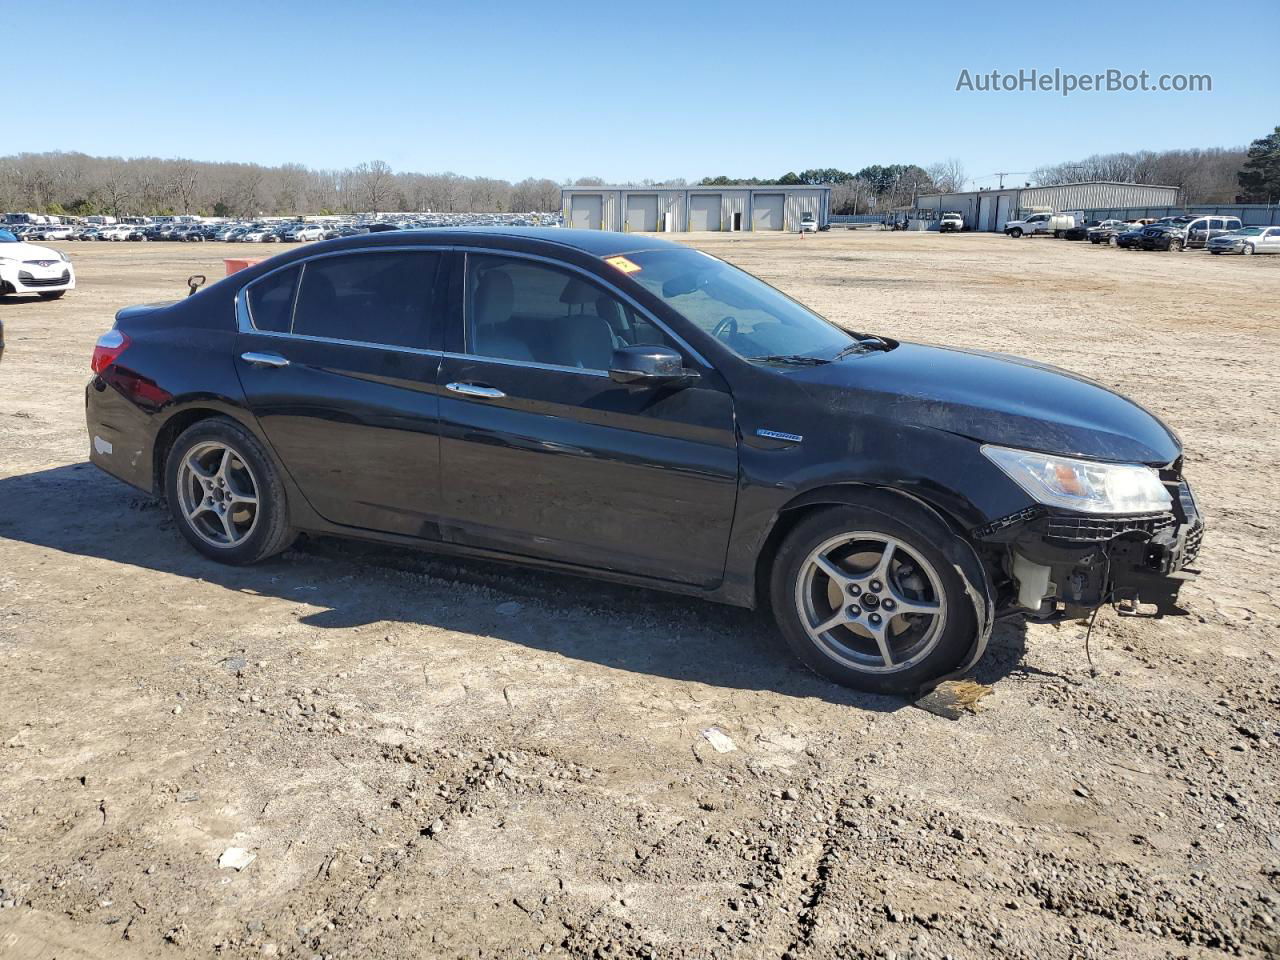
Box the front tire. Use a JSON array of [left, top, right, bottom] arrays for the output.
[[1007, 228, 1023, 238], [770, 504, 977, 694], [165, 418, 295, 564], [1244, 244, 1255, 256]]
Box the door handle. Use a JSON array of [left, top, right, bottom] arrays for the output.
[[446, 382, 505, 399], [241, 352, 290, 368]]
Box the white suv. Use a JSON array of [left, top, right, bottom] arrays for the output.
[[0, 227, 76, 299]]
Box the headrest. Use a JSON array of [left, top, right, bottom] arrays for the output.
[[474, 270, 514, 327], [558, 276, 599, 305]]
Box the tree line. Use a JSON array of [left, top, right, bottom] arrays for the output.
[[3, 127, 1276, 219], [0, 153, 563, 218], [696, 128, 1278, 212]]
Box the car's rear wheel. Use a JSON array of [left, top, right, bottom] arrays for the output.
[[770, 504, 977, 694], [165, 418, 295, 564]]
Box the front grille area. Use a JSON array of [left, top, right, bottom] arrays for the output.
[[17, 270, 70, 288], [1046, 513, 1177, 544]]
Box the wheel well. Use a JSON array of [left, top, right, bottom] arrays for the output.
[[152, 409, 228, 493], [751, 484, 970, 610]]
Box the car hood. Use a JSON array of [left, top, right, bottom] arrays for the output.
[[790, 342, 1180, 465], [0, 241, 64, 262]]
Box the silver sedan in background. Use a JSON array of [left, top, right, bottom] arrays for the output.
[[1207, 226, 1280, 255]]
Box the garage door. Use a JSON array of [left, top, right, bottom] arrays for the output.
[[569, 194, 603, 230], [625, 194, 659, 232], [995, 195, 1012, 232], [752, 193, 784, 230], [688, 194, 721, 231], [978, 195, 993, 232]]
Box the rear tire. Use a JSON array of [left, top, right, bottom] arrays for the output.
[[769, 503, 977, 694], [164, 417, 295, 564]]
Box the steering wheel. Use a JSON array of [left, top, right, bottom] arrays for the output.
[[711, 316, 739, 341]]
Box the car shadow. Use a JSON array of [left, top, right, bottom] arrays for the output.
[[0, 463, 1030, 712]]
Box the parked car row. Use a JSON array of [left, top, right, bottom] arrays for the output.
[[11, 212, 565, 246], [1064, 214, 1278, 256]]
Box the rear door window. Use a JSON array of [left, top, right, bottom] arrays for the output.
[[291, 251, 443, 349]]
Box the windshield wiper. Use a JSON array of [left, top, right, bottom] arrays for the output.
[[748, 354, 830, 366], [832, 336, 891, 360]]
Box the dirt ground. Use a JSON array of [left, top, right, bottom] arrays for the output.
[[1, 232, 1278, 960]]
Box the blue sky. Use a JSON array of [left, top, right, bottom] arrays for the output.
[[17, 0, 1276, 186]]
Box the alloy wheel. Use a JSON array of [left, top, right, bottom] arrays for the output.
[[794, 532, 948, 674], [176, 441, 261, 548]]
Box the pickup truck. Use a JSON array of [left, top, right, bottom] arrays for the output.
[[938, 212, 964, 233], [1004, 211, 1083, 239]]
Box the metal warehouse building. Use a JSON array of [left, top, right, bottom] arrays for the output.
[[915, 181, 1182, 233], [561, 185, 831, 233]]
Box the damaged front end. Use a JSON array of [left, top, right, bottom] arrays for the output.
[[973, 464, 1203, 620]]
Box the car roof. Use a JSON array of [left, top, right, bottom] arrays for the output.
[[386, 226, 686, 256]]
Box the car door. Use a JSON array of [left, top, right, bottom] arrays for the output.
[[235, 248, 450, 538], [1264, 228, 1280, 253], [435, 251, 739, 587]]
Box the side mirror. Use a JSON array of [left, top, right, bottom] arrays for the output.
[[608, 345, 697, 385]]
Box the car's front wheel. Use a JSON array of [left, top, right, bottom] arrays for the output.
[[770, 504, 977, 694], [165, 418, 295, 564], [1243, 243, 1255, 256], [1006, 228, 1022, 238]]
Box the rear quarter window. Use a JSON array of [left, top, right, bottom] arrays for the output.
[[247, 266, 300, 333]]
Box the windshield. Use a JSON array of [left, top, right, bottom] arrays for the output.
[[620, 248, 858, 361], [1233, 227, 1263, 236]]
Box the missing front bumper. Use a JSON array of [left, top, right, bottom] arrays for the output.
[[976, 478, 1203, 618]]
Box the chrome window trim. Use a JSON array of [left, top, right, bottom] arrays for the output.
[[233, 242, 710, 373], [441, 350, 610, 379]]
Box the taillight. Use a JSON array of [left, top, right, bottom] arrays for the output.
[[91, 329, 131, 374]]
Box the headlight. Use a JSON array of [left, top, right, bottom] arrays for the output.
[[57, 249, 69, 262], [982, 444, 1171, 515]]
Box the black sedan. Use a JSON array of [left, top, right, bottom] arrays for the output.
[[1138, 224, 1187, 252], [85, 229, 1202, 693], [1115, 226, 1147, 249]]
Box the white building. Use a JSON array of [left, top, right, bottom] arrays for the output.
[[561, 185, 831, 233], [915, 181, 1182, 232]]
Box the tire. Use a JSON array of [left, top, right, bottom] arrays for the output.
[[164, 417, 295, 564], [38, 291, 66, 300], [1244, 244, 1255, 256], [1210, 250, 1221, 255], [1052, 230, 1062, 239], [1007, 228, 1022, 238], [1170, 239, 1184, 252], [769, 503, 978, 694], [1110, 236, 1119, 247]]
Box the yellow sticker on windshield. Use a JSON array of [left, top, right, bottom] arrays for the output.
[[604, 255, 642, 274]]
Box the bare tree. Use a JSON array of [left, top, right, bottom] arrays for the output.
[[926, 158, 967, 194], [354, 160, 394, 214]]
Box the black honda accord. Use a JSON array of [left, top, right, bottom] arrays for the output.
[[85, 229, 1202, 693]]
